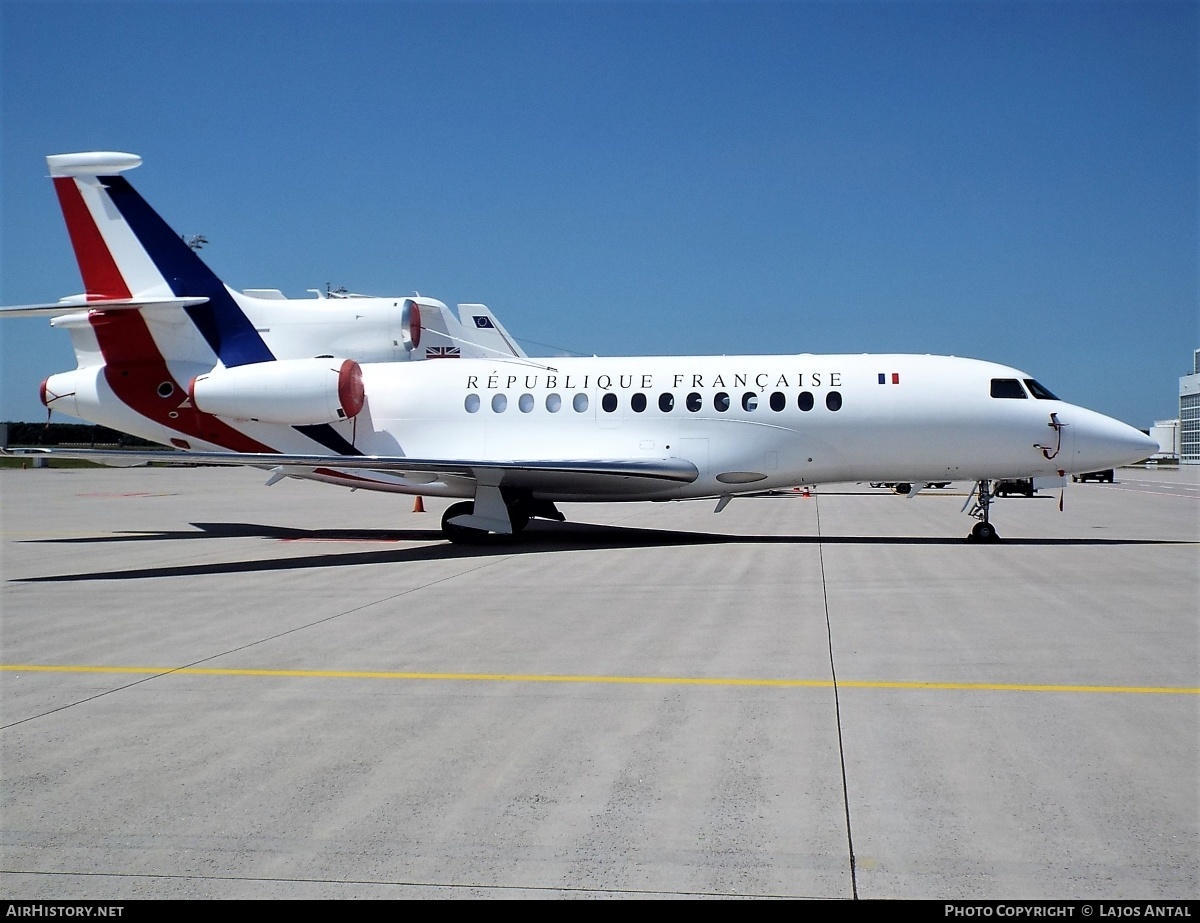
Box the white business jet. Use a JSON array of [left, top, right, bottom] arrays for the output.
[[0, 152, 1156, 543]]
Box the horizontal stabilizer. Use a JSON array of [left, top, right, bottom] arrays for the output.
[[47, 151, 143, 177], [0, 296, 209, 318]]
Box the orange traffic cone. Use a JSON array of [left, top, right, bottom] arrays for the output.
[[413, 496, 425, 513], [802, 487, 811, 498]]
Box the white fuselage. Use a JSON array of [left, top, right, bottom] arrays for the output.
[[53, 351, 1152, 503], [350, 353, 1147, 499]]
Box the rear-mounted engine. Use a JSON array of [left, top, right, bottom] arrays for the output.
[[189, 358, 365, 425]]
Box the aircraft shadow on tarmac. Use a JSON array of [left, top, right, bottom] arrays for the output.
[[14, 520, 1188, 582]]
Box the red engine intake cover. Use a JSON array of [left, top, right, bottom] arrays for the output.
[[337, 359, 365, 418], [409, 302, 422, 350]]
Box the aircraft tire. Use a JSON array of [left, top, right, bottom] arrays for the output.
[[441, 501, 524, 544], [509, 508, 530, 533], [442, 501, 485, 544], [969, 521, 1000, 543]]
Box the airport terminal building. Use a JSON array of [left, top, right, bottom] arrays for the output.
[[1181, 349, 1200, 465]]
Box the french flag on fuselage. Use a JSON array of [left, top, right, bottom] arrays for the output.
[[878, 372, 901, 384]]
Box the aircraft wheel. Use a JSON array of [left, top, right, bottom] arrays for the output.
[[442, 501, 485, 544], [969, 521, 1000, 543], [507, 502, 530, 534], [441, 501, 522, 544]]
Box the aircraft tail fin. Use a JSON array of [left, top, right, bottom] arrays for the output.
[[47, 152, 273, 368], [457, 303, 528, 359], [49, 153, 186, 302]]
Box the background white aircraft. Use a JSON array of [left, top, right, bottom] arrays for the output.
[[1, 152, 1157, 543]]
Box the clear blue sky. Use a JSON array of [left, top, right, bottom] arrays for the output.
[[2, 0, 1195, 427]]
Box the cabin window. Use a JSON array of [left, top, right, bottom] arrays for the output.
[[659, 392, 675, 412], [491, 393, 508, 412], [1024, 379, 1059, 400], [519, 393, 535, 413], [770, 391, 786, 412], [686, 392, 702, 412], [602, 392, 618, 413], [826, 390, 842, 411], [546, 393, 562, 413], [742, 392, 758, 411], [573, 392, 589, 412], [798, 391, 814, 411], [631, 392, 647, 412], [465, 394, 481, 413], [990, 378, 1027, 399], [714, 392, 730, 412]]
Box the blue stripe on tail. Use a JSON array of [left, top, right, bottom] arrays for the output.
[[100, 175, 275, 367], [101, 175, 362, 457]]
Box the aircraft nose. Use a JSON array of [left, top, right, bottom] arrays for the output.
[[1070, 408, 1158, 471]]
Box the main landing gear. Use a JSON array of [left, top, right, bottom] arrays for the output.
[[441, 501, 492, 544], [965, 479, 1000, 543], [440, 494, 564, 544]]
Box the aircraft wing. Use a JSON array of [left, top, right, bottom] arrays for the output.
[[2, 447, 698, 488], [0, 297, 210, 318]]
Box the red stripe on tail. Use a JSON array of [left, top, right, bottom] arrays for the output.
[[53, 177, 131, 301]]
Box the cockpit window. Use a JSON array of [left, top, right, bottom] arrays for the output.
[[1023, 379, 1059, 401], [990, 378, 1027, 399]]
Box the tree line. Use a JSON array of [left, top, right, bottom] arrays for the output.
[[2, 422, 157, 448]]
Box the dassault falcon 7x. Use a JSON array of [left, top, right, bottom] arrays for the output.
[[0, 152, 1156, 543]]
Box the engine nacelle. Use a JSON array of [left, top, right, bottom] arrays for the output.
[[189, 358, 365, 425], [399, 299, 422, 352]]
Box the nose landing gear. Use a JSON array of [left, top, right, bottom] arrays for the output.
[[966, 479, 1001, 542]]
